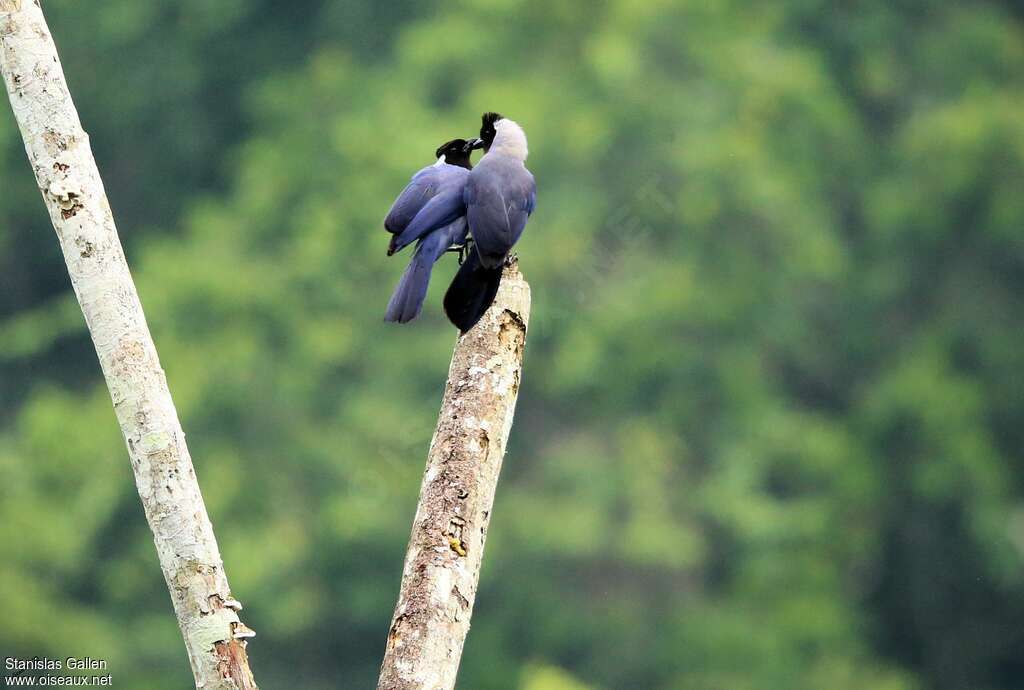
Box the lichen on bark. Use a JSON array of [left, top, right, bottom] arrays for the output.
[[377, 264, 531, 690], [1, 3, 258, 688]]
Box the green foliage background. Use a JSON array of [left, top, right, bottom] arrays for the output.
[[2, 1, 1023, 688]]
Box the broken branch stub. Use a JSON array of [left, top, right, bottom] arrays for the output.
[[377, 263, 531, 690]]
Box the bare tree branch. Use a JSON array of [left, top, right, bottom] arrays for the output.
[[377, 263, 531, 690], [0, 4, 259, 688]]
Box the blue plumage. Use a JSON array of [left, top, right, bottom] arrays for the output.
[[383, 169, 438, 235], [381, 118, 536, 332], [389, 182, 468, 255], [443, 114, 536, 331], [385, 217, 468, 323], [383, 138, 481, 324], [464, 154, 536, 268]]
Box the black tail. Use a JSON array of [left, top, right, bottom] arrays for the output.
[[443, 250, 503, 332]]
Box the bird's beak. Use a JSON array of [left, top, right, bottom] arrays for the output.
[[466, 138, 484, 152]]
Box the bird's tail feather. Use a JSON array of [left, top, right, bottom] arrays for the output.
[[443, 250, 503, 332], [384, 232, 450, 323]]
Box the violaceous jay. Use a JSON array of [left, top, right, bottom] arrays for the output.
[[444, 112, 536, 332], [383, 137, 483, 323]]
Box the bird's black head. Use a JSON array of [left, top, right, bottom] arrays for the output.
[[480, 112, 505, 151], [435, 137, 483, 169]]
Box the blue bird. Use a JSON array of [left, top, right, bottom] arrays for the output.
[[444, 113, 536, 332], [384, 137, 483, 323]]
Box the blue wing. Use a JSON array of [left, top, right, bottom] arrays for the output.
[[465, 160, 536, 268], [384, 167, 442, 235], [389, 187, 467, 255]]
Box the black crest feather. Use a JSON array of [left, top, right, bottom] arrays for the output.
[[481, 112, 504, 127], [480, 112, 505, 150]]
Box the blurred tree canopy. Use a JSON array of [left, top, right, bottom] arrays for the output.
[[1, 1, 1023, 689]]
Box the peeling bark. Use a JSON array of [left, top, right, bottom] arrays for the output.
[[1, 4, 258, 689], [377, 264, 531, 690]]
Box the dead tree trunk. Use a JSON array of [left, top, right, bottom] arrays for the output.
[[0, 3, 259, 688], [377, 263, 531, 690]]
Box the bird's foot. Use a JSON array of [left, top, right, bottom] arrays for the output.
[[444, 244, 468, 264], [460, 238, 477, 265]]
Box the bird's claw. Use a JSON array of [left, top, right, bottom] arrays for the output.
[[445, 243, 468, 264]]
